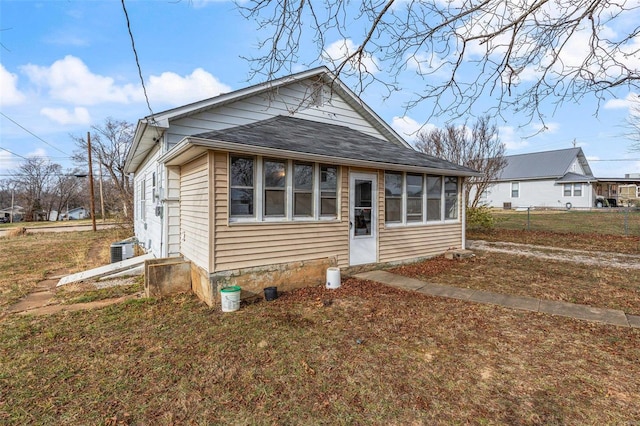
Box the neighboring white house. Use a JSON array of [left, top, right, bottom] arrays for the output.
[[124, 67, 479, 306], [60, 207, 89, 220], [477, 148, 596, 209]]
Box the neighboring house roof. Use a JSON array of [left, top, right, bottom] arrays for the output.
[[496, 147, 593, 181], [555, 172, 595, 183], [0, 205, 24, 213], [125, 66, 413, 174], [162, 116, 479, 176]]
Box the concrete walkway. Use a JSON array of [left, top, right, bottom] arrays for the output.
[[354, 270, 640, 329]]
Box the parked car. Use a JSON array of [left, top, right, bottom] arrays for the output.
[[595, 196, 617, 208], [0, 216, 9, 223]]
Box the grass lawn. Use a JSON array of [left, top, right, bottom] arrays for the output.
[[0, 227, 133, 308], [1, 224, 639, 424]]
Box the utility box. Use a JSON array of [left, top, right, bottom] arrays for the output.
[[110, 240, 135, 263]]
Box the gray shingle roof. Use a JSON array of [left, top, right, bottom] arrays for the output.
[[556, 172, 594, 182], [498, 148, 593, 180], [193, 116, 478, 175]]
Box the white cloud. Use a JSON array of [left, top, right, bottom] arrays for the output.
[[500, 126, 529, 150], [0, 150, 21, 175], [41, 107, 91, 125], [21, 55, 138, 105], [391, 116, 435, 141], [322, 39, 380, 74], [146, 68, 232, 105], [604, 92, 638, 110], [0, 64, 26, 106], [27, 148, 48, 159], [529, 121, 560, 134]]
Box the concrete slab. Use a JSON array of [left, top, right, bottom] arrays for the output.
[[468, 291, 540, 312], [626, 314, 640, 329], [419, 284, 475, 300], [57, 253, 154, 287], [539, 300, 629, 327], [354, 271, 427, 291]]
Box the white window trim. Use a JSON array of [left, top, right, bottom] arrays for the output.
[[511, 182, 520, 198], [230, 155, 340, 224], [385, 172, 460, 228]]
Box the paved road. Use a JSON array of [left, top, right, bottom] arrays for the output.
[[0, 222, 123, 238]]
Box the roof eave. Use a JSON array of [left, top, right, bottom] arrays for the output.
[[160, 137, 481, 177]]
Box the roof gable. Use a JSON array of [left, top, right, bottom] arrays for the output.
[[497, 147, 593, 181], [125, 67, 410, 173]]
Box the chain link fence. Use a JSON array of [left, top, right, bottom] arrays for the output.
[[488, 208, 640, 237]]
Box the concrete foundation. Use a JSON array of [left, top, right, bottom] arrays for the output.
[[196, 257, 337, 307], [144, 258, 192, 299]]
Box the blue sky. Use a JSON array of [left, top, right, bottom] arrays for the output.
[[1, 0, 638, 179]]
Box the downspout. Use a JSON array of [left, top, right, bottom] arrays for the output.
[[461, 177, 467, 249]]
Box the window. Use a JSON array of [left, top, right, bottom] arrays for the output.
[[264, 159, 286, 217], [511, 182, 520, 198], [573, 183, 582, 197], [384, 172, 459, 225], [444, 177, 458, 220], [406, 174, 423, 222], [140, 179, 146, 221], [385, 172, 402, 223], [564, 183, 583, 197], [294, 162, 313, 217], [320, 165, 337, 217], [230, 156, 254, 217], [427, 175, 442, 221], [229, 156, 339, 221]]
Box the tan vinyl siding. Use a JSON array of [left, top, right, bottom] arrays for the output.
[[180, 154, 210, 271], [377, 169, 463, 263], [379, 223, 463, 263], [213, 151, 349, 271], [166, 80, 387, 146]]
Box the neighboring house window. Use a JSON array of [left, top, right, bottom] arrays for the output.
[[229, 155, 339, 221], [406, 174, 423, 222], [264, 159, 287, 217], [320, 165, 338, 217], [384, 172, 403, 223], [294, 162, 313, 217], [573, 183, 582, 197], [427, 175, 442, 222], [564, 183, 583, 197], [384, 172, 458, 225], [444, 177, 459, 220], [511, 182, 520, 198], [230, 156, 255, 217]]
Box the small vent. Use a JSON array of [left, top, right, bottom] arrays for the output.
[[503, 202, 512, 210]]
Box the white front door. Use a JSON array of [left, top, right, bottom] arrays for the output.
[[349, 172, 377, 266]]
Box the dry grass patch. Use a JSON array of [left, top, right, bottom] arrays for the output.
[[1, 280, 638, 425], [0, 227, 133, 308], [390, 253, 640, 314]]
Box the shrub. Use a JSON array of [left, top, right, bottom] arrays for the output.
[[466, 206, 496, 231]]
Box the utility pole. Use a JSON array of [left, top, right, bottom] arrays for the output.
[[87, 132, 97, 232], [98, 162, 105, 223]]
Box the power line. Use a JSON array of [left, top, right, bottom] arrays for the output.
[[121, 0, 154, 118], [0, 146, 28, 160], [0, 112, 70, 156]]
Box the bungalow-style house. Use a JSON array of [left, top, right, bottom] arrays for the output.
[[478, 148, 596, 209], [60, 207, 89, 220], [124, 67, 478, 306]]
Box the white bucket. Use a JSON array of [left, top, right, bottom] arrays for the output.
[[326, 267, 341, 289], [220, 286, 241, 312]]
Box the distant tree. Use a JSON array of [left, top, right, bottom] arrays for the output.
[[240, 0, 639, 123], [628, 96, 640, 152], [416, 115, 506, 208], [72, 118, 134, 220], [11, 158, 57, 221]]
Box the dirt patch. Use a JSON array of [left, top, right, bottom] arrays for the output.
[[468, 239, 640, 269]]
